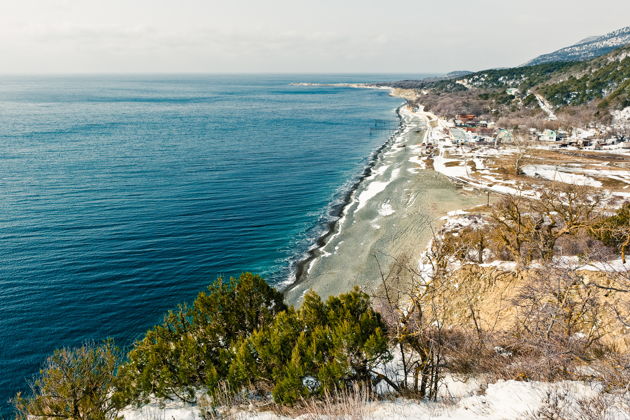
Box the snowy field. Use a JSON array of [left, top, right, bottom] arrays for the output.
[[405, 105, 630, 204]]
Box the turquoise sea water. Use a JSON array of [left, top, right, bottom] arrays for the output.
[[0, 74, 420, 413]]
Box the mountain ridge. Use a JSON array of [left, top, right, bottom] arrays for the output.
[[524, 25, 630, 66]]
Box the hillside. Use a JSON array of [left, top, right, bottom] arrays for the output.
[[525, 25, 630, 65], [465, 45, 630, 110], [382, 44, 630, 127], [539, 45, 630, 109]]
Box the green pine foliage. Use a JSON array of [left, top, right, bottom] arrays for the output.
[[229, 288, 390, 404], [387, 62, 576, 92], [523, 93, 538, 107], [113, 273, 286, 405], [390, 45, 630, 115], [15, 276, 392, 415], [539, 55, 630, 107], [599, 77, 630, 109], [468, 61, 576, 91], [593, 202, 630, 263]]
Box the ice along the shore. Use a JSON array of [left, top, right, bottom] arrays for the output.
[[285, 103, 486, 304]]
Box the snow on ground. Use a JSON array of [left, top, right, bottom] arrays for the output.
[[455, 79, 472, 90], [436, 211, 630, 274], [121, 401, 202, 420], [577, 258, 630, 272], [521, 164, 603, 187], [440, 209, 484, 231], [404, 104, 630, 200], [368, 380, 602, 420], [378, 202, 396, 217], [612, 106, 630, 127], [569, 167, 630, 185], [480, 256, 630, 273], [355, 183, 390, 209], [408, 155, 425, 171], [480, 260, 519, 271], [121, 380, 615, 420], [433, 155, 470, 178], [473, 157, 487, 170], [532, 92, 558, 121], [458, 175, 537, 198]]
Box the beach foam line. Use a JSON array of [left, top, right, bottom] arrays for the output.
[[285, 103, 407, 289]]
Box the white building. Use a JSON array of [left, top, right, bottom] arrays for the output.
[[539, 129, 557, 142]]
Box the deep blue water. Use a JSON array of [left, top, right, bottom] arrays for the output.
[[0, 74, 416, 414]]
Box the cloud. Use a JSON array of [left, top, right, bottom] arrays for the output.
[[8, 22, 396, 68], [1, 0, 629, 73]]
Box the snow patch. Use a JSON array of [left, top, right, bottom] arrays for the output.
[[522, 164, 602, 187], [378, 202, 396, 217], [356, 181, 389, 211]]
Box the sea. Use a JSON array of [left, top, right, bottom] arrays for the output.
[[0, 74, 424, 415]]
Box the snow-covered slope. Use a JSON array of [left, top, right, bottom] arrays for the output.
[[525, 25, 630, 65], [121, 379, 629, 420]]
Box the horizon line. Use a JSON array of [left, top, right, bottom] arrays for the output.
[[0, 71, 445, 77]]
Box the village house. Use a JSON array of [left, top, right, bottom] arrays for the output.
[[454, 114, 477, 128], [495, 128, 513, 144], [539, 129, 558, 142]]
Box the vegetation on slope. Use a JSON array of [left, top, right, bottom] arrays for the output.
[[13, 341, 120, 420], [385, 45, 630, 127], [114, 273, 287, 405], [229, 290, 389, 404], [461, 61, 578, 91], [539, 48, 630, 108], [12, 192, 630, 419], [383, 62, 577, 93]]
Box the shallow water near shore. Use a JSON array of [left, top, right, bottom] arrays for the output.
[[0, 74, 427, 415]]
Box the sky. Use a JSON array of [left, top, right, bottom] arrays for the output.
[[0, 0, 628, 74]]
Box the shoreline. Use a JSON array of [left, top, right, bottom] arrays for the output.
[[284, 103, 407, 292], [284, 96, 486, 305]]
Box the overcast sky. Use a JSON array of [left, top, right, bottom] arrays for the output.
[[0, 0, 628, 74]]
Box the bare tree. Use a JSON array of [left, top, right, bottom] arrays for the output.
[[530, 184, 603, 261], [490, 195, 535, 264]]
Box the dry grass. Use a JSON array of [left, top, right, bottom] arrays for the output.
[[391, 88, 421, 102], [198, 383, 272, 420], [455, 146, 629, 195], [264, 385, 372, 420], [556, 150, 630, 166], [527, 149, 592, 164], [595, 176, 629, 190], [300, 385, 372, 420], [528, 387, 630, 420], [426, 265, 630, 350]]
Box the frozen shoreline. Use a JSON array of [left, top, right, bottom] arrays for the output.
[[281, 103, 407, 291]]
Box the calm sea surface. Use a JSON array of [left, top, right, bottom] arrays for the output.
[[0, 74, 421, 413]]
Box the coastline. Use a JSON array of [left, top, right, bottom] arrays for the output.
[[286, 104, 407, 287], [284, 97, 486, 305]]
